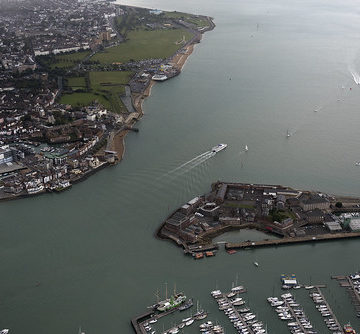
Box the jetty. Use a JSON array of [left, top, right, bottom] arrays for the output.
[[310, 286, 343, 332], [211, 287, 266, 334], [333, 274, 360, 315], [225, 231, 360, 250]]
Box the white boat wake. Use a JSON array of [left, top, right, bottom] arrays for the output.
[[348, 65, 360, 85], [163, 150, 212, 177], [176, 151, 216, 177]]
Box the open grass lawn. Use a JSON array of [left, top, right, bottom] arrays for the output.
[[59, 92, 108, 107], [67, 76, 86, 88], [51, 50, 91, 69], [61, 71, 133, 114], [89, 71, 132, 93], [92, 28, 194, 64], [164, 11, 209, 27]]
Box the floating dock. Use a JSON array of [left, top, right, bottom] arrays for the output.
[[310, 286, 343, 333], [334, 275, 360, 315]]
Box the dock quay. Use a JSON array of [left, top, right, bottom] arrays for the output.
[[309, 287, 343, 333], [131, 310, 154, 334], [211, 287, 267, 334], [334, 274, 360, 315], [131, 306, 184, 334], [225, 232, 360, 250], [268, 292, 316, 334]]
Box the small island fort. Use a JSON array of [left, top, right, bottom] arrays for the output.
[[158, 182, 360, 256]]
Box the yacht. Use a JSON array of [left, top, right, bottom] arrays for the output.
[[185, 319, 194, 326], [211, 143, 227, 153], [0, 330, 9, 334]]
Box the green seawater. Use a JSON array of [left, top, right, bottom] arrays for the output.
[[2, 0, 360, 332]]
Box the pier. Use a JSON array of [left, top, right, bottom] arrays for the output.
[[131, 310, 154, 334], [310, 287, 343, 333], [211, 288, 266, 334], [268, 292, 316, 334], [225, 232, 360, 250], [131, 296, 195, 334], [282, 298, 309, 333], [220, 294, 256, 334], [334, 275, 360, 315]]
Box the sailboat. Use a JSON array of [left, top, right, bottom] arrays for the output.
[[245, 145, 248, 152], [194, 300, 207, 320]]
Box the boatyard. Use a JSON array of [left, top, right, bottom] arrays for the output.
[[157, 182, 360, 257]]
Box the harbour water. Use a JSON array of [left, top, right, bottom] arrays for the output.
[[2, 0, 360, 332]]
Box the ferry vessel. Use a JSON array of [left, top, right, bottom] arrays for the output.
[[211, 143, 227, 153], [344, 323, 356, 333], [152, 74, 168, 81]]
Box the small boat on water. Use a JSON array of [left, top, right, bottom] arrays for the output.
[[286, 129, 291, 138], [344, 323, 356, 333], [211, 143, 227, 153], [179, 298, 193, 311], [149, 319, 157, 324], [245, 145, 248, 151], [305, 285, 314, 290], [355, 162, 360, 166], [254, 262, 259, 267], [0, 330, 9, 334], [185, 319, 194, 326]]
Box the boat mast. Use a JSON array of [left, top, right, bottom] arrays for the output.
[[155, 289, 160, 303]]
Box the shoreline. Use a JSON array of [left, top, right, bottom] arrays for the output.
[[0, 16, 215, 203], [111, 17, 213, 164]]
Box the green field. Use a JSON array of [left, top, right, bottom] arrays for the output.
[[164, 11, 209, 27], [66, 77, 86, 88], [89, 71, 132, 93], [59, 92, 108, 107], [51, 50, 91, 69], [60, 71, 133, 113], [92, 29, 194, 64]]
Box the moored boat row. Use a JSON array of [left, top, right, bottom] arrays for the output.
[[268, 292, 317, 334], [212, 287, 267, 334]]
